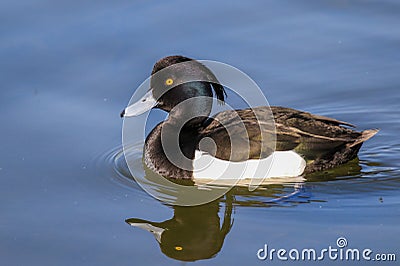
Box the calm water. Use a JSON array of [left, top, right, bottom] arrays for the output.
[[1, 1, 399, 265]]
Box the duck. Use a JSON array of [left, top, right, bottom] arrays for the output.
[[126, 195, 233, 261], [121, 55, 378, 181]]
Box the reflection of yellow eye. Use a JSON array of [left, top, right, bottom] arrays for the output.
[[175, 246, 183, 251], [165, 78, 174, 86]]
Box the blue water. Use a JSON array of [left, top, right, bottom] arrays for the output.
[[1, 1, 399, 265]]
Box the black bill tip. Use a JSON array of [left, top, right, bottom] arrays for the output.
[[120, 109, 125, 118]]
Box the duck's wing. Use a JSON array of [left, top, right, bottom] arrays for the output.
[[200, 106, 377, 162], [271, 106, 373, 160], [271, 106, 355, 128], [199, 107, 275, 161]]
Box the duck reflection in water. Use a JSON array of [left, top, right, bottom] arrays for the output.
[[126, 194, 233, 262], [124, 184, 309, 262], [122, 157, 369, 261]]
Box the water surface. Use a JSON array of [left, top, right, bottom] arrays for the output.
[[1, 1, 399, 265]]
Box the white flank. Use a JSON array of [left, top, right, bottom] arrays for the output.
[[193, 150, 306, 182]]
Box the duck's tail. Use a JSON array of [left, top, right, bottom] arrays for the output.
[[349, 129, 379, 148]]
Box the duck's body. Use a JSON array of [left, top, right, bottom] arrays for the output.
[[143, 106, 377, 180], [122, 55, 378, 181]]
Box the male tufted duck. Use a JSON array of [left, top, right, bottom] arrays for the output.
[[121, 56, 378, 181]]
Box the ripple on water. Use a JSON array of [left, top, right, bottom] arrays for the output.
[[94, 144, 145, 195]]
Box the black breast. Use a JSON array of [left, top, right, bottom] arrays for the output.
[[144, 123, 199, 179]]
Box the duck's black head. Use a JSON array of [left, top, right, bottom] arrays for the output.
[[121, 55, 226, 127]]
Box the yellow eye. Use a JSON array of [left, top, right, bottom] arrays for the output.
[[165, 78, 174, 86], [175, 246, 183, 251]]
